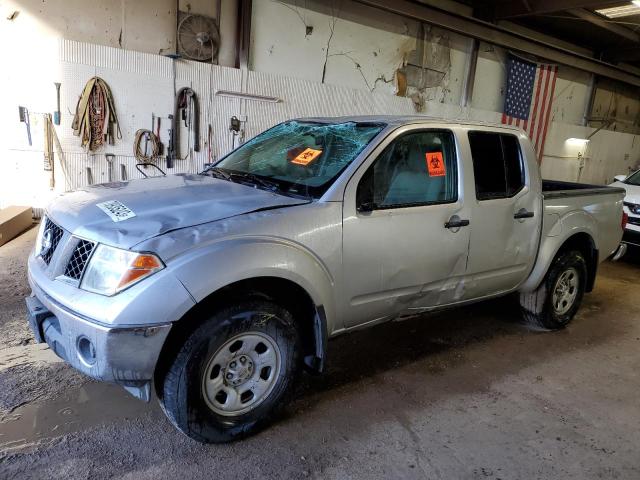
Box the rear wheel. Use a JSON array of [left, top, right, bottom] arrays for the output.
[[158, 298, 301, 443], [519, 250, 587, 330]]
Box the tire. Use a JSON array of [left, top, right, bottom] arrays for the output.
[[519, 250, 587, 330], [158, 298, 301, 443]]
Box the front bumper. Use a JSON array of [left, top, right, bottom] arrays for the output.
[[25, 290, 171, 401]]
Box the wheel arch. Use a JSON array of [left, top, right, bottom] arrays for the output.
[[154, 276, 328, 394], [521, 230, 598, 293]]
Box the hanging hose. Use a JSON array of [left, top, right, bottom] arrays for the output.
[[168, 87, 200, 162], [72, 77, 121, 152], [133, 129, 160, 163]]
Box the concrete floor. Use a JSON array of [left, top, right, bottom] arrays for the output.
[[1, 225, 639, 479]]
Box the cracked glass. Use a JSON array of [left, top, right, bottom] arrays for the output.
[[212, 120, 385, 198]]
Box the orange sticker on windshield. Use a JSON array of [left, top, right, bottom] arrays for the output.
[[292, 148, 322, 166], [426, 152, 446, 177]]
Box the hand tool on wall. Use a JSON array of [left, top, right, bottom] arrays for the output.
[[105, 153, 115, 182], [207, 124, 215, 164], [156, 117, 164, 156], [43, 114, 55, 189], [86, 167, 94, 185], [18, 106, 32, 146], [166, 114, 174, 169], [53, 82, 61, 125], [120, 164, 128, 181]]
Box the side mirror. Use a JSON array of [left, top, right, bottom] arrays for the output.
[[614, 175, 627, 182], [357, 201, 376, 213]]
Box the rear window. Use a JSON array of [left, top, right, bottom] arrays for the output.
[[468, 132, 525, 200]]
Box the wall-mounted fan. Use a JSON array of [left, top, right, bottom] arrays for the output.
[[177, 12, 220, 63]]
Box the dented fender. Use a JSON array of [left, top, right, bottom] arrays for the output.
[[163, 235, 337, 332]]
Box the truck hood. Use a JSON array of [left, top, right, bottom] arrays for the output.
[[47, 174, 308, 249], [611, 180, 640, 205]]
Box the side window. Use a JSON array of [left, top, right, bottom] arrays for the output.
[[356, 130, 458, 209], [502, 135, 525, 196], [468, 132, 524, 200]]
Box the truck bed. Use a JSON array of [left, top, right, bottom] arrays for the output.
[[542, 180, 625, 199]]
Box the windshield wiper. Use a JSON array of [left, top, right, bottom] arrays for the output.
[[227, 171, 282, 192], [203, 166, 232, 181]]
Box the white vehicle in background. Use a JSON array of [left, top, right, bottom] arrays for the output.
[[611, 170, 640, 253]]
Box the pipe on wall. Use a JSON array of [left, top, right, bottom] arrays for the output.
[[460, 38, 479, 108], [218, 0, 239, 67]]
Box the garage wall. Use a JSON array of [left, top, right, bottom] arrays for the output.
[[589, 77, 640, 135], [0, 39, 421, 213], [0, 0, 221, 55], [1, 0, 177, 54], [1, 0, 640, 215]]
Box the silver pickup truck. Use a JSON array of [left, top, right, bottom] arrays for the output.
[[25, 116, 626, 442]]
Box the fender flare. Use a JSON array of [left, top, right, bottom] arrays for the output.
[[520, 210, 598, 293], [169, 235, 338, 333]]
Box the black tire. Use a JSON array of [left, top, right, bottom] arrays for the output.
[[158, 298, 301, 443], [519, 250, 587, 330]]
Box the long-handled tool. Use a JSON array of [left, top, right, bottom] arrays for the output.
[[18, 106, 32, 146], [166, 113, 174, 169], [156, 116, 164, 156], [53, 83, 61, 125], [105, 153, 115, 182]]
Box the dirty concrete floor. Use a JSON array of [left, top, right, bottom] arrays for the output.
[[1, 226, 639, 479]]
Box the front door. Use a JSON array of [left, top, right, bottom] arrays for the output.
[[464, 130, 542, 297], [341, 128, 471, 328]]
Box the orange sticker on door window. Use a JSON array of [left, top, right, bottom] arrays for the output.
[[426, 152, 446, 177], [292, 148, 322, 166]]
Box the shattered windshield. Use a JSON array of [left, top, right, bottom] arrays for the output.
[[210, 121, 385, 198]]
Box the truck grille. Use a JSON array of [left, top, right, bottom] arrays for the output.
[[41, 217, 64, 265], [64, 239, 96, 280], [628, 216, 640, 227]]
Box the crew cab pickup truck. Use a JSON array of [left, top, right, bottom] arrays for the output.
[[25, 116, 626, 443]]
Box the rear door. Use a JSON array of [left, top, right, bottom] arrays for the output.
[[463, 130, 542, 297], [341, 126, 472, 328]]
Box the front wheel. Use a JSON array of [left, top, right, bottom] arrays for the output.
[[158, 299, 301, 443], [519, 250, 587, 330]]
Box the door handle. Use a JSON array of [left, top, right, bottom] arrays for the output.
[[514, 209, 534, 219], [444, 216, 470, 229]]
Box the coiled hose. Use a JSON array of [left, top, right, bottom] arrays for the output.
[[133, 129, 160, 163]]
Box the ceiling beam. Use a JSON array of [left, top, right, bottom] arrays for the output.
[[603, 47, 640, 63], [352, 0, 640, 87], [494, 0, 622, 19], [567, 8, 640, 42]]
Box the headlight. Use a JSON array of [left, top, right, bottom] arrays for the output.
[[80, 244, 164, 296], [33, 217, 47, 257]]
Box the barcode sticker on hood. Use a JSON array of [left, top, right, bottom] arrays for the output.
[[96, 200, 136, 222]]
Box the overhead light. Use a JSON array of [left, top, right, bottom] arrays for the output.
[[596, 2, 640, 18], [566, 138, 590, 145]]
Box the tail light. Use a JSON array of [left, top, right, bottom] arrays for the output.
[[622, 212, 628, 230]]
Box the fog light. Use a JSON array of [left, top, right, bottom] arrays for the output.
[[76, 336, 96, 366]]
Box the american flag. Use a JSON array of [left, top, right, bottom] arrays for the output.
[[502, 55, 558, 161]]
